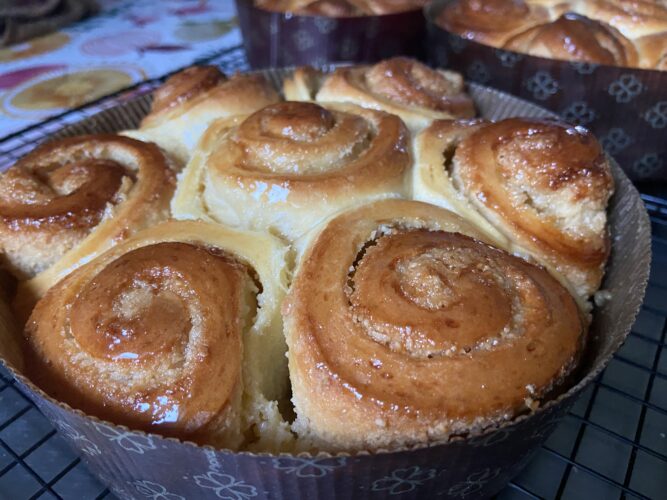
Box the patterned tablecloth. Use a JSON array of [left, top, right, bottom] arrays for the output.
[[0, 0, 241, 138]]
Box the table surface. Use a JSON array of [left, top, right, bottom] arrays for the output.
[[0, 0, 241, 138], [0, 4, 666, 500]]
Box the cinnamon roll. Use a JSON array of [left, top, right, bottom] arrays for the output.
[[122, 66, 280, 165], [2, 135, 176, 312], [576, 0, 667, 39], [436, 0, 552, 47], [284, 199, 585, 451], [284, 58, 475, 131], [23, 220, 293, 451], [413, 118, 614, 304], [504, 13, 639, 67], [172, 101, 410, 241]]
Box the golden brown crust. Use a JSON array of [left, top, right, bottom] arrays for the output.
[[0, 135, 175, 286], [436, 0, 551, 47], [636, 32, 667, 70], [307, 58, 475, 130], [285, 199, 585, 451], [432, 117, 614, 301], [148, 66, 226, 118], [23, 220, 294, 450], [172, 101, 411, 241], [25, 238, 245, 447], [124, 66, 280, 165], [576, 0, 667, 39], [504, 13, 639, 67], [141, 67, 279, 128]]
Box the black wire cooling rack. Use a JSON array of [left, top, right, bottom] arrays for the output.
[[0, 45, 666, 500]]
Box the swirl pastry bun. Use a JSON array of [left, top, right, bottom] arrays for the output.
[[24, 220, 292, 451], [504, 13, 639, 66], [413, 118, 614, 305], [576, 0, 667, 39], [2, 135, 176, 311], [284, 58, 475, 131], [285, 199, 585, 451], [172, 101, 410, 241], [436, 0, 552, 47], [122, 66, 280, 165]]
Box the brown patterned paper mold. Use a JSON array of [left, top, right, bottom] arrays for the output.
[[235, 0, 427, 68], [0, 70, 651, 500], [426, 0, 667, 182]]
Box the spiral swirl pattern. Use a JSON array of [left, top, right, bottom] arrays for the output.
[[285, 199, 584, 451], [436, 0, 551, 47], [0, 135, 175, 291], [24, 220, 293, 449], [172, 101, 410, 240], [286, 58, 474, 131], [414, 118, 613, 304], [122, 66, 280, 165], [504, 14, 639, 66], [577, 0, 667, 39]]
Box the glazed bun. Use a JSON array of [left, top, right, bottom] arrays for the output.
[[172, 101, 410, 241], [413, 117, 614, 305], [504, 13, 639, 67], [285, 58, 475, 131], [122, 66, 280, 165], [436, 0, 552, 47], [285, 199, 585, 451], [24, 220, 293, 451]]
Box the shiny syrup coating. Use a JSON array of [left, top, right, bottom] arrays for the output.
[[209, 101, 408, 180], [285, 199, 584, 449], [0, 159, 126, 231], [437, 0, 548, 45], [149, 65, 226, 116], [24, 242, 246, 439], [504, 14, 639, 66]]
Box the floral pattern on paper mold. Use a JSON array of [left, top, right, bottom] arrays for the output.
[[371, 466, 438, 495], [193, 471, 258, 500], [272, 456, 347, 478], [132, 480, 185, 500], [447, 467, 502, 498], [93, 422, 157, 454]]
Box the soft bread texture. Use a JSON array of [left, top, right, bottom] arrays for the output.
[[504, 13, 639, 66], [437, 0, 667, 70], [23, 220, 293, 452], [636, 32, 667, 70], [284, 58, 475, 131], [413, 118, 614, 306], [172, 101, 410, 241], [436, 0, 553, 47], [284, 199, 585, 452], [4, 135, 176, 319], [255, 0, 427, 15], [576, 0, 667, 39], [122, 66, 280, 165]]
